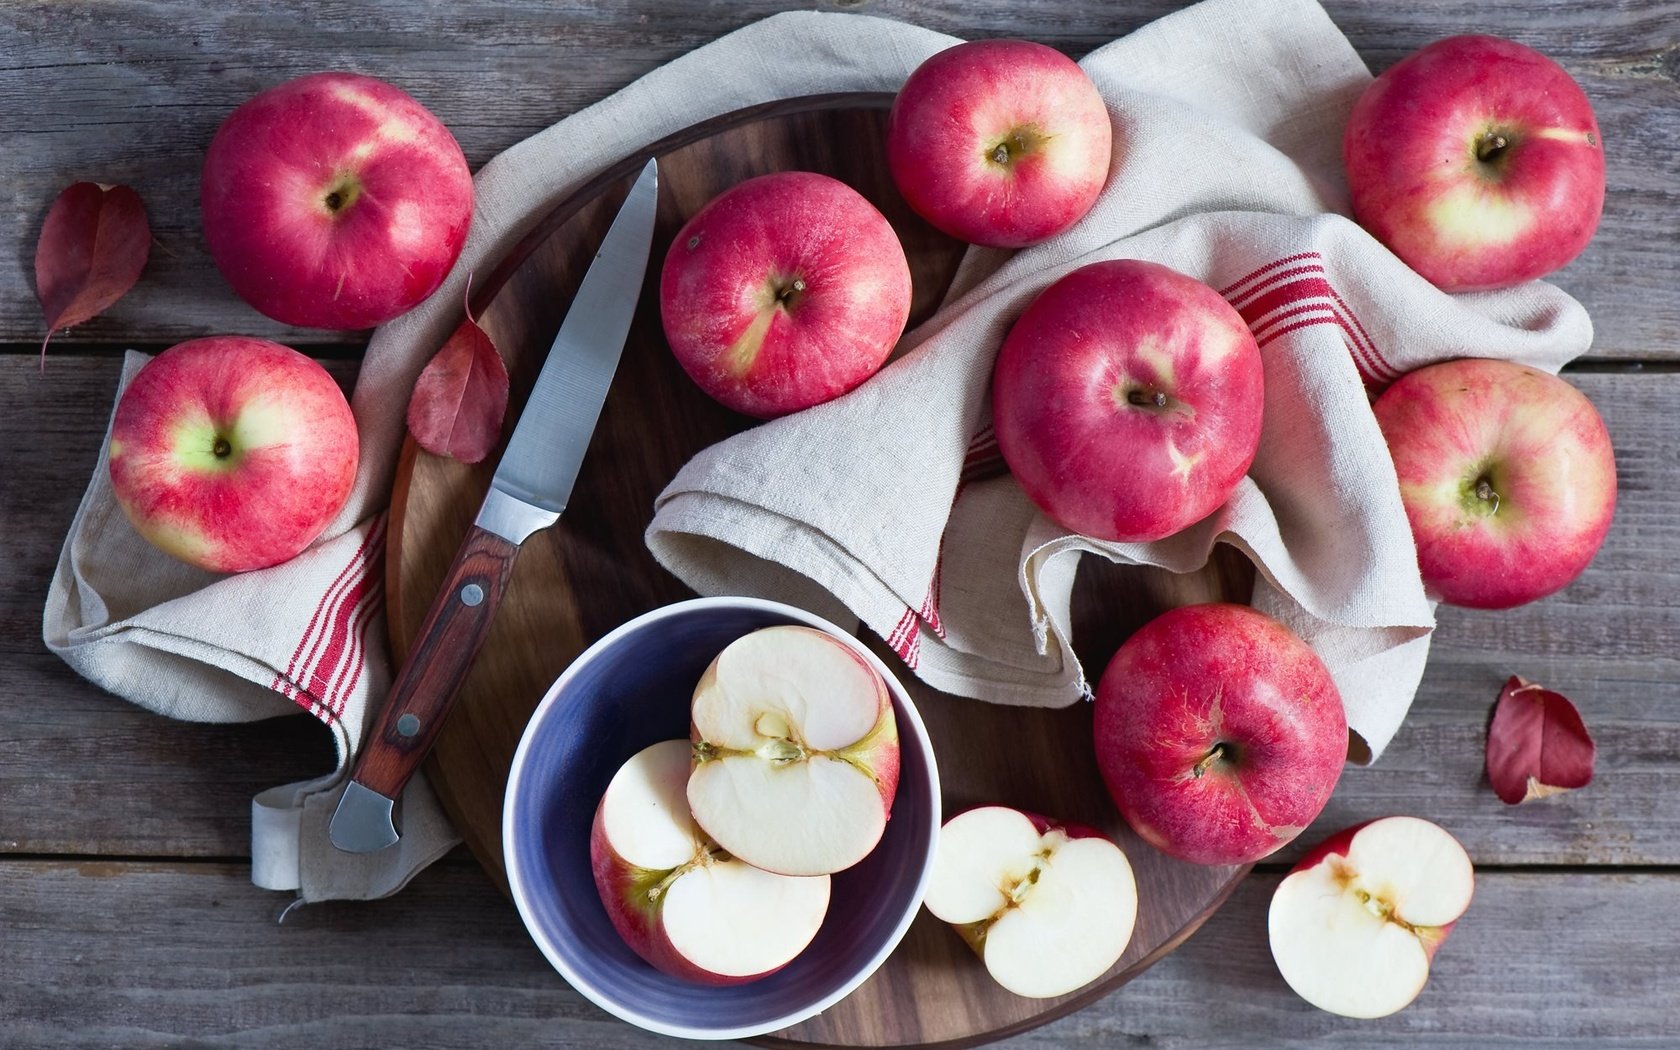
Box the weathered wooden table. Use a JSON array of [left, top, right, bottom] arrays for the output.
[[4, 2, 1677, 1047]]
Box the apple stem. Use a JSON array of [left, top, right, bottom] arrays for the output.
[[1192, 743, 1228, 779], [1475, 477, 1501, 515], [991, 142, 1011, 166], [774, 277, 807, 310], [212, 437, 232, 459], [1475, 132, 1510, 163], [1127, 389, 1169, 408]]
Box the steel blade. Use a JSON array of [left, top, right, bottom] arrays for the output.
[[476, 157, 659, 545]]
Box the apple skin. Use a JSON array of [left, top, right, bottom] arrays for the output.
[[1093, 603, 1347, 866], [202, 72, 474, 329], [1371, 358, 1616, 610], [107, 336, 358, 574], [886, 39, 1112, 248], [1343, 35, 1605, 291], [659, 171, 912, 419], [991, 259, 1264, 543]]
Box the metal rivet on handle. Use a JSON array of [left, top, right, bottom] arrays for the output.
[[396, 713, 421, 738], [460, 583, 485, 607]]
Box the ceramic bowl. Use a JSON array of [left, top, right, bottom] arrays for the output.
[[503, 595, 941, 1040]]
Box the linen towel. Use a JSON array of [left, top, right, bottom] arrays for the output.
[[44, 0, 1592, 902]]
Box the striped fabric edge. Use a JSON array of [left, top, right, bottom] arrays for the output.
[[269, 514, 389, 725], [1222, 252, 1397, 383]]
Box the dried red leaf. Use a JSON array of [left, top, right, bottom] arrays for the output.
[[1485, 675, 1596, 805], [406, 310, 510, 464], [34, 182, 151, 357]]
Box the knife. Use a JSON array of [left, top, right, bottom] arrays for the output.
[[330, 157, 660, 854]]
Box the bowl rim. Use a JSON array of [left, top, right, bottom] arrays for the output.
[[502, 594, 942, 1041]]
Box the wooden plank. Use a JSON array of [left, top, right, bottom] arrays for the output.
[[0, 652, 333, 857], [2, 1, 1674, 353], [1, 859, 1676, 1047], [3, 359, 1677, 864], [0, 356, 358, 653]]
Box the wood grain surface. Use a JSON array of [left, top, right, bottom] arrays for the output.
[[386, 98, 1255, 1048], [6, 1, 1679, 1047], [3, 1, 1676, 355]]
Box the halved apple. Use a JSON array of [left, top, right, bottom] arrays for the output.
[[923, 806, 1138, 999], [590, 739, 831, 984], [686, 625, 900, 876], [1268, 816, 1474, 1018]]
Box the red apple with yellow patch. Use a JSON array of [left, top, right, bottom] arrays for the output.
[[886, 39, 1112, 248], [1343, 35, 1604, 291], [659, 171, 912, 419], [1372, 357, 1616, 609], [202, 72, 474, 329], [108, 336, 358, 573]]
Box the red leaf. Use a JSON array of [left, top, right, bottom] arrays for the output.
[[34, 182, 151, 357], [406, 310, 510, 464], [1485, 676, 1596, 805]]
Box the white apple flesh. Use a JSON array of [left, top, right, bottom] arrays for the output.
[[590, 739, 831, 984], [687, 625, 900, 877], [923, 806, 1137, 999], [1268, 816, 1473, 1019]]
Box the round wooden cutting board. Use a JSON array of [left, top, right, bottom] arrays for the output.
[[387, 94, 1254, 1049]]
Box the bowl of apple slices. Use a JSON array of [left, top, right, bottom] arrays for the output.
[[503, 595, 940, 1040]]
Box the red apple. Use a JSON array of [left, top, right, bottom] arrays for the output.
[[1343, 35, 1605, 291], [659, 171, 912, 419], [591, 740, 831, 984], [1372, 357, 1615, 609], [686, 625, 900, 876], [107, 336, 358, 573], [886, 40, 1112, 248], [1093, 603, 1347, 866], [202, 72, 474, 329], [922, 806, 1137, 999], [1269, 817, 1474, 1018], [991, 259, 1264, 543]]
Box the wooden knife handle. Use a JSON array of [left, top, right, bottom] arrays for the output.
[[350, 524, 519, 802]]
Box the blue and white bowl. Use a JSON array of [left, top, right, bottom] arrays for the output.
[[503, 596, 941, 1040]]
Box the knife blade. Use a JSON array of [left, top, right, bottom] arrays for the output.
[[330, 157, 660, 854]]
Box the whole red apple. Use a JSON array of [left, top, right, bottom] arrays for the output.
[[886, 40, 1112, 248], [659, 171, 912, 419], [1343, 35, 1604, 291], [108, 336, 359, 573], [202, 72, 474, 330], [1372, 357, 1615, 609], [991, 259, 1264, 543], [1093, 603, 1347, 866]]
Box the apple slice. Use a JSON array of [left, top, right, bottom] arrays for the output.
[[686, 625, 900, 877], [923, 806, 1138, 999], [591, 739, 831, 984], [1268, 816, 1474, 1018]]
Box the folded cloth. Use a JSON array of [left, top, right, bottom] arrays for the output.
[[42, 0, 1593, 902], [42, 9, 981, 901], [645, 0, 1593, 763]]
